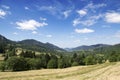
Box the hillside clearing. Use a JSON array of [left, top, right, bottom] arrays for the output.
[[0, 62, 120, 80]]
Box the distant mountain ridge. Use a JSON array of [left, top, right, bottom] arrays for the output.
[[0, 34, 13, 44], [0, 34, 120, 52], [65, 44, 111, 51], [0, 34, 65, 52], [18, 39, 65, 52]]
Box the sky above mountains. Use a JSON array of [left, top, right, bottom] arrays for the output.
[[0, 0, 120, 48]]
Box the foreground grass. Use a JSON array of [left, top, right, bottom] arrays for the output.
[[0, 62, 120, 80]]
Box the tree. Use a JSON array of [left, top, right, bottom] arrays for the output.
[[84, 55, 96, 65], [58, 58, 65, 68], [8, 48, 16, 57], [6, 57, 29, 71], [71, 53, 78, 63], [47, 59, 58, 69], [45, 53, 51, 63], [20, 50, 35, 58], [109, 51, 119, 62], [0, 44, 5, 53], [72, 61, 79, 66], [0, 61, 6, 72], [27, 58, 42, 70]]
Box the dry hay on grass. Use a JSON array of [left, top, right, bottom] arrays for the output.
[[0, 62, 120, 80]]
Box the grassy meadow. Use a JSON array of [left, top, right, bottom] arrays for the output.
[[0, 62, 120, 80]]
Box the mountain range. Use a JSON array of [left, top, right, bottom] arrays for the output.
[[0, 34, 119, 52], [0, 34, 65, 53], [65, 44, 111, 51]]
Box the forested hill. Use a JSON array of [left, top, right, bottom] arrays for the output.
[[65, 44, 111, 51], [17, 39, 65, 52], [0, 34, 13, 44], [0, 34, 65, 53]]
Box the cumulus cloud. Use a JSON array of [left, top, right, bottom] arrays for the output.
[[46, 35, 52, 38], [0, 9, 7, 18], [63, 10, 71, 18], [16, 19, 48, 30], [75, 28, 94, 33], [105, 12, 120, 23], [77, 9, 87, 16]]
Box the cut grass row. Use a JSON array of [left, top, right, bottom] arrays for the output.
[[0, 62, 118, 80]]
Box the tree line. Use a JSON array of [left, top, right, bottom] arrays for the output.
[[0, 44, 120, 71]]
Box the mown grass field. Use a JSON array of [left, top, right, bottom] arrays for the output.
[[0, 62, 120, 80]]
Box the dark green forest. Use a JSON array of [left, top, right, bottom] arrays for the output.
[[0, 34, 120, 71]]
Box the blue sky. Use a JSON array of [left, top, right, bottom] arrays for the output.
[[0, 0, 120, 48]]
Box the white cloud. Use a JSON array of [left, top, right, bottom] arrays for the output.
[[79, 19, 95, 26], [77, 9, 87, 16], [75, 28, 94, 34], [90, 14, 103, 20], [32, 31, 37, 34], [63, 10, 71, 18], [0, 9, 7, 18], [73, 14, 103, 26], [16, 19, 48, 30], [38, 6, 56, 15], [40, 17, 47, 21], [73, 18, 80, 26], [85, 3, 106, 10], [105, 12, 120, 23], [73, 2, 106, 26], [13, 32, 18, 35], [1, 5, 10, 9], [24, 7, 29, 10], [73, 19, 95, 26], [46, 35, 52, 38]]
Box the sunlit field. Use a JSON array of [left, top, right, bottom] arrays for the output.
[[0, 62, 120, 80]]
